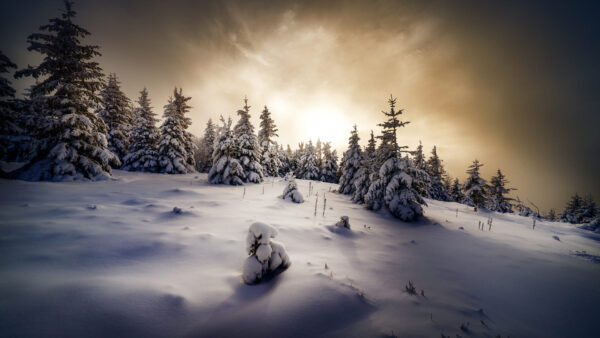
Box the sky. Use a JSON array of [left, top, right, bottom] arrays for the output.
[[1, 0, 599, 212]]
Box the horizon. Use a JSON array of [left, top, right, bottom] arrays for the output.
[[2, 0, 599, 211]]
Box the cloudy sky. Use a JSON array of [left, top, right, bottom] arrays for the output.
[[2, 0, 599, 212]]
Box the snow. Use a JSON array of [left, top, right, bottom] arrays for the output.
[[0, 171, 599, 337]]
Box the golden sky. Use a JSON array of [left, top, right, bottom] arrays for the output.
[[3, 0, 599, 212]]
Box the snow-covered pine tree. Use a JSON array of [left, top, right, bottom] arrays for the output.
[[462, 159, 488, 210], [561, 193, 598, 224], [338, 125, 363, 195], [195, 118, 217, 173], [413, 140, 425, 170], [450, 178, 465, 202], [292, 142, 304, 177], [297, 140, 320, 180], [0, 51, 22, 162], [234, 97, 264, 183], [352, 130, 377, 203], [320, 142, 339, 183], [208, 116, 245, 185], [364, 95, 427, 221], [258, 106, 281, 177], [13, 1, 119, 181], [488, 169, 514, 213], [514, 196, 533, 217], [546, 208, 557, 221], [121, 88, 160, 172], [315, 139, 323, 172], [579, 195, 599, 223], [96, 73, 132, 164], [425, 146, 450, 201], [157, 88, 196, 174], [277, 144, 291, 176]]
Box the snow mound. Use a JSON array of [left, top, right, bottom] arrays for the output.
[[281, 176, 304, 203], [243, 222, 290, 284]]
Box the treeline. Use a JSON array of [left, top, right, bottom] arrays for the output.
[[193, 99, 340, 185], [0, 2, 196, 179], [0, 1, 596, 225], [335, 96, 599, 224]]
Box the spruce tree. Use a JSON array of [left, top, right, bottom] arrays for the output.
[[413, 140, 425, 170], [297, 140, 320, 180], [234, 97, 264, 183], [338, 125, 363, 194], [258, 106, 281, 177], [352, 131, 377, 203], [425, 146, 450, 201], [278, 144, 292, 176], [258, 106, 278, 148], [315, 139, 323, 172], [546, 208, 557, 221], [450, 178, 465, 202], [488, 169, 514, 213], [561, 193, 598, 224], [96, 73, 132, 164], [0, 51, 21, 161], [463, 159, 488, 210], [320, 142, 339, 183], [364, 95, 427, 221], [121, 88, 160, 172], [157, 88, 196, 174], [195, 118, 217, 173], [14, 1, 119, 181], [208, 116, 245, 185]]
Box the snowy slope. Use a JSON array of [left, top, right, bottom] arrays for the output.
[[0, 171, 599, 337]]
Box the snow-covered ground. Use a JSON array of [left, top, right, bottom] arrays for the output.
[[0, 171, 599, 337]]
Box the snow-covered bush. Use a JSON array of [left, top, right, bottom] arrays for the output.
[[335, 216, 351, 229], [242, 222, 290, 284], [281, 176, 304, 203]]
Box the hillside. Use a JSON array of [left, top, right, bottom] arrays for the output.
[[0, 171, 599, 337]]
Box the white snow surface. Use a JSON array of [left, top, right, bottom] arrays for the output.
[[0, 170, 599, 337]]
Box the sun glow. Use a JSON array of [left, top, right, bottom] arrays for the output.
[[300, 105, 349, 146]]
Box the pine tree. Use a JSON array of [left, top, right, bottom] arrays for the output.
[[425, 146, 450, 201], [488, 169, 514, 213], [561, 193, 598, 224], [258, 106, 278, 148], [364, 95, 427, 221], [292, 142, 304, 176], [338, 125, 363, 194], [413, 140, 425, 170], [13, 1, 119, 181], [121, 88, 160, 172], [352, 131, 377, 203], [463, 159, 488, 210], [296, 140, 320, 180], [157, 88, 196, 174], [450, 178, 465, 202], [258, 106, 281, 177], [546, 208, 557, 221], [96, 73, 132, 164], [0, 51, 22, 161], [278, 144, 292, 176], [514, 196, 534, 217], [208, 116, 245, 185], [315, 139, 323, 171], [320, 142, 339, 183], [579, 195, 599, 223], [234, 97, 263, 183], [195, 118, 217, 173]]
